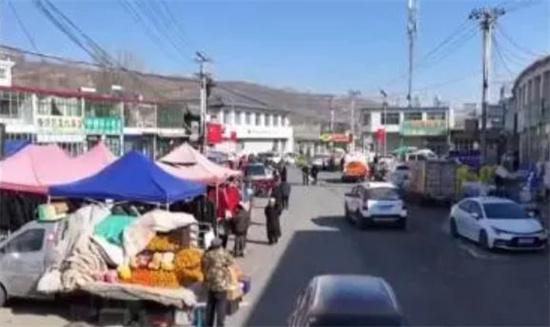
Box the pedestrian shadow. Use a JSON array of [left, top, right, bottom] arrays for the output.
[[246, 238, 270, 245], [311, 215, 346, 228], [249, 221, 265, 226], [245, 230, 368, 326]]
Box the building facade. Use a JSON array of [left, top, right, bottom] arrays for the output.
[[0, 59, 189, 157], [508, 55, 550, 165], [360, 106, 451, 155]]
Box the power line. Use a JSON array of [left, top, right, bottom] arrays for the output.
[[496, 24, 545, 59], [492, 34, 516, 79], [8, 0, 39, 52]]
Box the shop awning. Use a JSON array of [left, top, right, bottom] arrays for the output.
[[50, 151, 206, 203], [2, 139, 30, 158], [160, 143, 241, 184], [0, 143, 116, 194]]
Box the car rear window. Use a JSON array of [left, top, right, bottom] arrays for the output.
[[367, 188, 400, 200], [245, 165, 265, 176], [483, 203, 529, 219]]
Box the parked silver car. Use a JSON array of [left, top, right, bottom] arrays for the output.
[[0, 220, 64, 306]]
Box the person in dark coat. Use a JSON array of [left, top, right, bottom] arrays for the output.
[[281, 181, 291, 209], [301, 165, 310, 185], [271, 179, 285, 212], [232, 203, 250, 257], [280, 164, 288, 183], [310, 165, 319, 185], [264, 198, 282, 244]]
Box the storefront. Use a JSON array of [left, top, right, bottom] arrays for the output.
[[84, 99, 123, 155], [35, 94, 85, 155]]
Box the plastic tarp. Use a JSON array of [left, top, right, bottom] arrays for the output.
[[2, 139, 30, 157], [50, 151, 206, 203], [160, 143, 241, 184], [0, 143, 115, 194]]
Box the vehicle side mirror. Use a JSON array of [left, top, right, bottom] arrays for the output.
[[471, 212, 480, 219], [345, 193, 353, 197], [528, 210, 536, 217]]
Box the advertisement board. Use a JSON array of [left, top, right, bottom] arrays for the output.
[[35, 115, 85, 143], [400, 120, 447, 136], [84, 117, 123, 135]]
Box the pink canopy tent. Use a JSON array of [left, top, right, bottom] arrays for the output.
[[0, 143, 115, 194], [160, 143, 241, 184]]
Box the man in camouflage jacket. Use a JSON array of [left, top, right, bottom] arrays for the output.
[[202, 238, 235, 326]]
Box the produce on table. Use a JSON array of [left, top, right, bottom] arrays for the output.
[[148, 252, 163, 270], [127, 268, 179, 288], [174, 247, 204, 286], [117, 264, 132, 281], [161, 252, 175, 271], [146, 234, 181, 252]]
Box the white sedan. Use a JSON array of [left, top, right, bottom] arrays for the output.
[[449, 197, 547, 250]]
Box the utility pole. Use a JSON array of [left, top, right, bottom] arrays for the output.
[[195, 51, 211, 153], [328, 95, 335, 132], [407, 0, 418, 108], [469, 7, 505, 164], [348, 90, 361, 153], [380, 90, 388, 157]]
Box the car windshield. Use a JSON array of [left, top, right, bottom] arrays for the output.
[[483, 203, 530, 219], [367, 187, 400, 200], [246, 165, 266, 176]]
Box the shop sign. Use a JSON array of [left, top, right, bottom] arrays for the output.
[[320, 133, 350, 143], [84, 117, 123, 134], [36, 115, 83, 134], [400, 120, 447, 136]]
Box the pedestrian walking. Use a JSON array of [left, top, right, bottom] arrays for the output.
[[265, 198, 282, 244], [311, 165, 319, 185], [271, 178, 285, 212], [280, 164, 288, 183], [302, 165, 310, 185], [201, 238, 234, 327], [232, 202, 250, 257], [281, 180, 291, 209]]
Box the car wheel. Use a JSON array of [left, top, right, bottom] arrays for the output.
[[450, 218, 458, 238], [479, 230, 490, 250], [0, 284, 7, 307]]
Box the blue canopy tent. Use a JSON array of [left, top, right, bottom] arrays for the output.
[[2, 140, 30, 158], [49, 151, 206, 204]]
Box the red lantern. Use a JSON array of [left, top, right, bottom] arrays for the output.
[[207, 123, 222, 144], [376, 128, 386, 143]]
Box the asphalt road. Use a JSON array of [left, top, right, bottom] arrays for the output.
[[231, 168, 550, 326], [1, 167, 548, 326]]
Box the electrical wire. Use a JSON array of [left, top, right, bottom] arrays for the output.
[[496, 24, 545, 59], [8, 0, 39, 52], [492, 34, 515, 80]]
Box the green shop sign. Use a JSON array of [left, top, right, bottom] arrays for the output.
[[400, 120, 447, 136], [84, 117, 123, 134]]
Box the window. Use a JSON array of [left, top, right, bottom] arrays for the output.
[[427, 112, 446, 120], [274, 115, 280, 127], [265, 114, 271, 127], [223, 110, 230, 124], [245, 112, 251, 125], [367, 187, 400, 200], [255, 113, 261, 126], [381, 112, 399, 125], [483, 203, 529, 219], [235, 111, 241, 125], [363, 113, 371, 125], [469, 202, 483, 217], [0, 90, 33, 119], [85, 100, 119, 118], [404, 112, 422, 121], [459, 200, 471, 212], [3, 229, 45, 253]]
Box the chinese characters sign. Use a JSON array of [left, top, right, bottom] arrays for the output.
[[36, 115, 83, 134], [400, 120, 447, 136], [84, 117, 123, 134]]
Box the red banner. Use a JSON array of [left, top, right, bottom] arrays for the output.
[[376, 128, 386, 143], [207, 123, 222, 144]]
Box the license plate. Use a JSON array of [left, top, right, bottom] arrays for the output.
[[377, 205, 393, 211], [517, 238, 535, 245]]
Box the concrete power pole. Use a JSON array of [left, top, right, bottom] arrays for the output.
[[348, 90, 361, 153], [195, 51, 211, 153], [469, 7, 505, 164], [407, 0, 418, 108]]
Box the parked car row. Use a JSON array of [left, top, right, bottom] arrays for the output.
[[343, 180, 548, 251]]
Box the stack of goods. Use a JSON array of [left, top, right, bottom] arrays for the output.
[[119, 232, 204, 289], [174, 247, 204, 286]]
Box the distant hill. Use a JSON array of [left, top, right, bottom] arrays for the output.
[[3, 46, 379, 124]]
